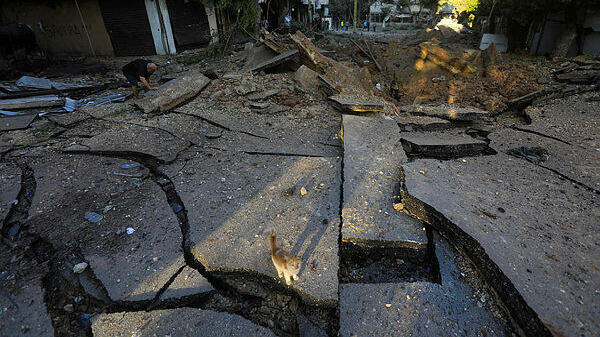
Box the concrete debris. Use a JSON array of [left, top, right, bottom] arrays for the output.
[[398, 104, 489, 121], [135, 70, 210, 114], [250, 49, 300, 73], [294, 65, 320, 93], [328, 95, 385, 113]]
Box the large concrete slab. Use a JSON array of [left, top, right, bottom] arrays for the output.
[[62, 124, 190, 163], [136, 70, 210, 114], [0, 162, 21, 224], [24, 150, 185, 302], [490, 127, 600, 191], [342, 115, 426, 246], [168, 150, 341, 304], [91, 308, 276, 337], [401, 155, 600, 337], [401, 131, 492, 159], [393, 114, 452, 132], [0, 245, 53, 337], [0, 95, 64, 110], [340, 235, 510, 337], [329, 95, 385, 113]]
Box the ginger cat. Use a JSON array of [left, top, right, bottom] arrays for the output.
[[268, 229, 301, 285]]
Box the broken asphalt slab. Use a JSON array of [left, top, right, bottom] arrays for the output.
[[400, 154, 600, 337], [339, 234, 510, 337], [91, 308, 276, 337], [158, 265, 214, 302], [135, 70, 210, 114], [400, 131, 494, 159], [23, 150, 186, 302], [251, 49, 300, 73], [165, 150, 341, 304], [342, 115, 427, 247], [393, 114, 452, 132], [399, 104, 490, 121], [62, 124, 190, 163], [0, 114, 37, 131]]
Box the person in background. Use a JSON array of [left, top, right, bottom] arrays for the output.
[[122, 59, 158, 99]]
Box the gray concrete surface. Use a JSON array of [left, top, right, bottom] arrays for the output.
[[400, 104, 489, 121], [339, 234, 510, 337], [401, 131, 491, 159], [393, 114, 452, 132], [91, 308, 276, 337], [342, 115, 426, 246], [168, 150, 341, 304], [401, 155, 600, 337]]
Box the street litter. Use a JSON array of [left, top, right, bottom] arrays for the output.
[[126, 227, 135, 235], [85, 211, 103, 223]]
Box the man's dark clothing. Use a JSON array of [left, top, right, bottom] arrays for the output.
[[122, 59, 152, 86]]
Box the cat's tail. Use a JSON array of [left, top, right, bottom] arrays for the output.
[[265, 227, 277, 252]]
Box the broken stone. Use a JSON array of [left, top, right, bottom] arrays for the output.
[[159, 263, 214, 301], [400, 131, 494, 159], [250, 49, 300, 73], [250, 101, 270, 109], [135, 70, 210, 114], [393, 114, 452, 132], [73, 262, 88, 274], [294, 65, 320, 94]]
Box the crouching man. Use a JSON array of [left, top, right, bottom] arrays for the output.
[[122, 59, 158, 98]]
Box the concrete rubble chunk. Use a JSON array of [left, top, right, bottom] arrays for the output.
[[401, 155, 600, 337], [0, 95, 65, 110], [0, 114, 37, 131], [393, 114, 452, 131], [294, 65, 320, 93], [400, 131, 493, 159], [0, 162, 21, 224], [399, 104, 489, 121], [329, 95, 385, 113], [159, 264, 214, 301], [91, 308, 276, 337], [169, 151, 341, 304], [340, 235, 509, 337], [247, 89, 282, 101], [135, 70, 210, 114], [342, 115, 426, 247]]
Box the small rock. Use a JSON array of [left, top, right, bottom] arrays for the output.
[[432, 75, 446, 83], [300, 187, 307, 196], [73, 262, 88, 274], [63, 304, 74, 313], [385, 303, 392, 308], [126, 227, 135, 235]]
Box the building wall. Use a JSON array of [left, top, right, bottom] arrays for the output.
[[0, 0, 114, 56]]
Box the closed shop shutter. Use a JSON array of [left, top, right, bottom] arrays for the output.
[[99, 0, 156, 56], [166, 0, 211, 49]]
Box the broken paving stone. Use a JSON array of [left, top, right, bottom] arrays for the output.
[[135, 70, 210, 114], [159, 264, 214, 301], [399, 104, 490, 121], [342, 115, 426, 246], [0, 162, 21, 224], [0, 95, 65, 110], [250, 49, 300, 73], [329, 95, 385, 113], [400, 131, 493, 159], [92, 308, 276, 337], [0, 114, 36, 131], [401, 154, 600, 337], [294, 65, 320, 93]]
